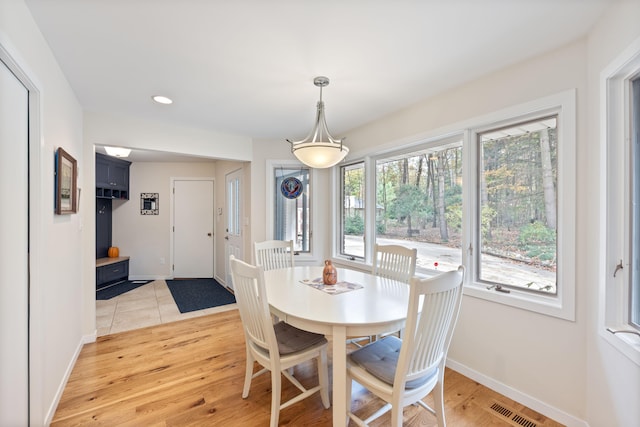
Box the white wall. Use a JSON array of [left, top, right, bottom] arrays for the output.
[[84, 109, 255, 290], [249, 27, 633, 427], [250, 139, 333, 266], [420, 42, 588, 422], [111, 159, 251, 288], [4, 0, 637, 424], [112, 162, 217, 280], [250, 139, 294, 246], [0, 0, 86, 424], [84, 111, 252, 162], [585, 2, 640, 427]]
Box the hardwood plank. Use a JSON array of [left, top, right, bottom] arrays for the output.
[[52, 310, 564, 426]]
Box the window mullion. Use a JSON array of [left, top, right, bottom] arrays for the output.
[[364, 156, 376, 265]]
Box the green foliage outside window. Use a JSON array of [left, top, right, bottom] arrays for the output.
[[518, 221, 556, 261], [344, 214, 364, 235]]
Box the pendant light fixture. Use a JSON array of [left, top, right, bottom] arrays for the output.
[[287, 76, 349, 168]]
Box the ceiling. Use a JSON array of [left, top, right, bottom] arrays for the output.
[[25, 0, 614, 162]]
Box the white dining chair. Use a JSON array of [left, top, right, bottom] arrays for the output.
[[349, 243, 417, 347], [346, 266, 465, 427], [229, 255, 330, 427], [372, 243, 417, 283], [254, 240, 295, 271]]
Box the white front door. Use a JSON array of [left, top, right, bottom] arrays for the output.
[[225, 169, 244, 289], [173, 179, 214, 278], [0, 57, 29, 426]]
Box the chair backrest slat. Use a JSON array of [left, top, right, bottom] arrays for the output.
[[254, 240, 294, 271], [372, 244, 417, 284], [396, 266, 465, 386], [229, 255, 278, 359]]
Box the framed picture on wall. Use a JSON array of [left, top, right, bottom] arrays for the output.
[[55, 147, 78, 214]]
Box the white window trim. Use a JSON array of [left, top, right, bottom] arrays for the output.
[[600, 36, 640, 366], [463, 90, 576, 321], [332, 156, 374, 270], [335, 159, 368, 262], [266, 159, 319, 263], [332, 90, 576, 321]]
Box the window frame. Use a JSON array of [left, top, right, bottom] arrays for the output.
[[266, 159, 319, 262], [601, 36, 640, 366], [372, 136, 464, 272], [339, 160, 367, 261], [332, 90, 576, 321], [472, 114, 560, 296], [464, 91, 575, 320], [632, 76, 640, 330]]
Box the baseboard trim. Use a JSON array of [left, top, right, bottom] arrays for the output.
[[127, 275, 170, 281], [214, 274, 227, 288], [45, 335, 87, 426], [446, 359, 589, 427]]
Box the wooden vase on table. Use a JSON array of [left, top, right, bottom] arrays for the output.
[[323, 260, 337, 285]]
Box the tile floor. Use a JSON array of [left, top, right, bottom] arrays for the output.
[[96, 279, 238, 336]]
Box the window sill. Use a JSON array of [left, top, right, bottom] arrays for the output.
[[331, 257, 370, 273], [464, 282, 575, 321], [600, 327, 640, 367]]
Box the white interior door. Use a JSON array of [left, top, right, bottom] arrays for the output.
[[225, 169, 244, 289], [173, 179, 214, 278], [0, 58, 29, 426]]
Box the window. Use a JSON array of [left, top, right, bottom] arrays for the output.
[[477, 117, 557, 294], [340, 162, 365, 259], [374, 141, 463, 274], [274, 166, 311, 253], [632, 76, 640, 329], [335, 90, 575, 320], [602, 37, 640, 365]]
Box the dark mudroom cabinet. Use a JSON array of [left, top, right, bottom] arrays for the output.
[[96, 153, 131, 200], [95, 153, 131, 290]]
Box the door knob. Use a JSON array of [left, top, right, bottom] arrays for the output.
[[225, 236, 229, 240], [207, 232, 212, 237]]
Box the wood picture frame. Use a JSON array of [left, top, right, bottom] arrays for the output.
[[55, 147, 78, 214]]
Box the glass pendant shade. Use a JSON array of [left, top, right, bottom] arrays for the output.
[[287, 76, 349, 169], [292, 142, 349, 168]]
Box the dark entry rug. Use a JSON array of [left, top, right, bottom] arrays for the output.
[[96, 280, 153, 300], [166, 278, 236, 313]]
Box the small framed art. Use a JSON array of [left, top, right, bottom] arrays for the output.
[[140, 193, 159, 215], [55, 147, 78, 214]]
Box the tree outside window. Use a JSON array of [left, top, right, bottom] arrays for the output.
[[478, 117, 557, 293], [374, 144, 463, 274], [341, 163, 365, 259]]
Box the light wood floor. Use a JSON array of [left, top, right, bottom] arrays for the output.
[[53, 310, 564, 426]]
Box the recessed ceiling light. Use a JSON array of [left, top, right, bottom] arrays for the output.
[[152, 95, 173, 105], [104, 146, 132, 158]]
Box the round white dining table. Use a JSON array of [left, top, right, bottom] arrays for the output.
[[263, 265, 410, 427]]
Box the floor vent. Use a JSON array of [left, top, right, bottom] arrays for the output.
[[489, 401, 538, 427], [512, 414, 538, 427], [490, 402, 513, 418]]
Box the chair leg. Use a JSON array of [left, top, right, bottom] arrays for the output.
[[242, 348, 254, 398], [392, 405, 403, 427], [346, 376, 353, 424], [318, 348, 330, 409], [270, 369, 282, 427], [434, 380, 446, 427]]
